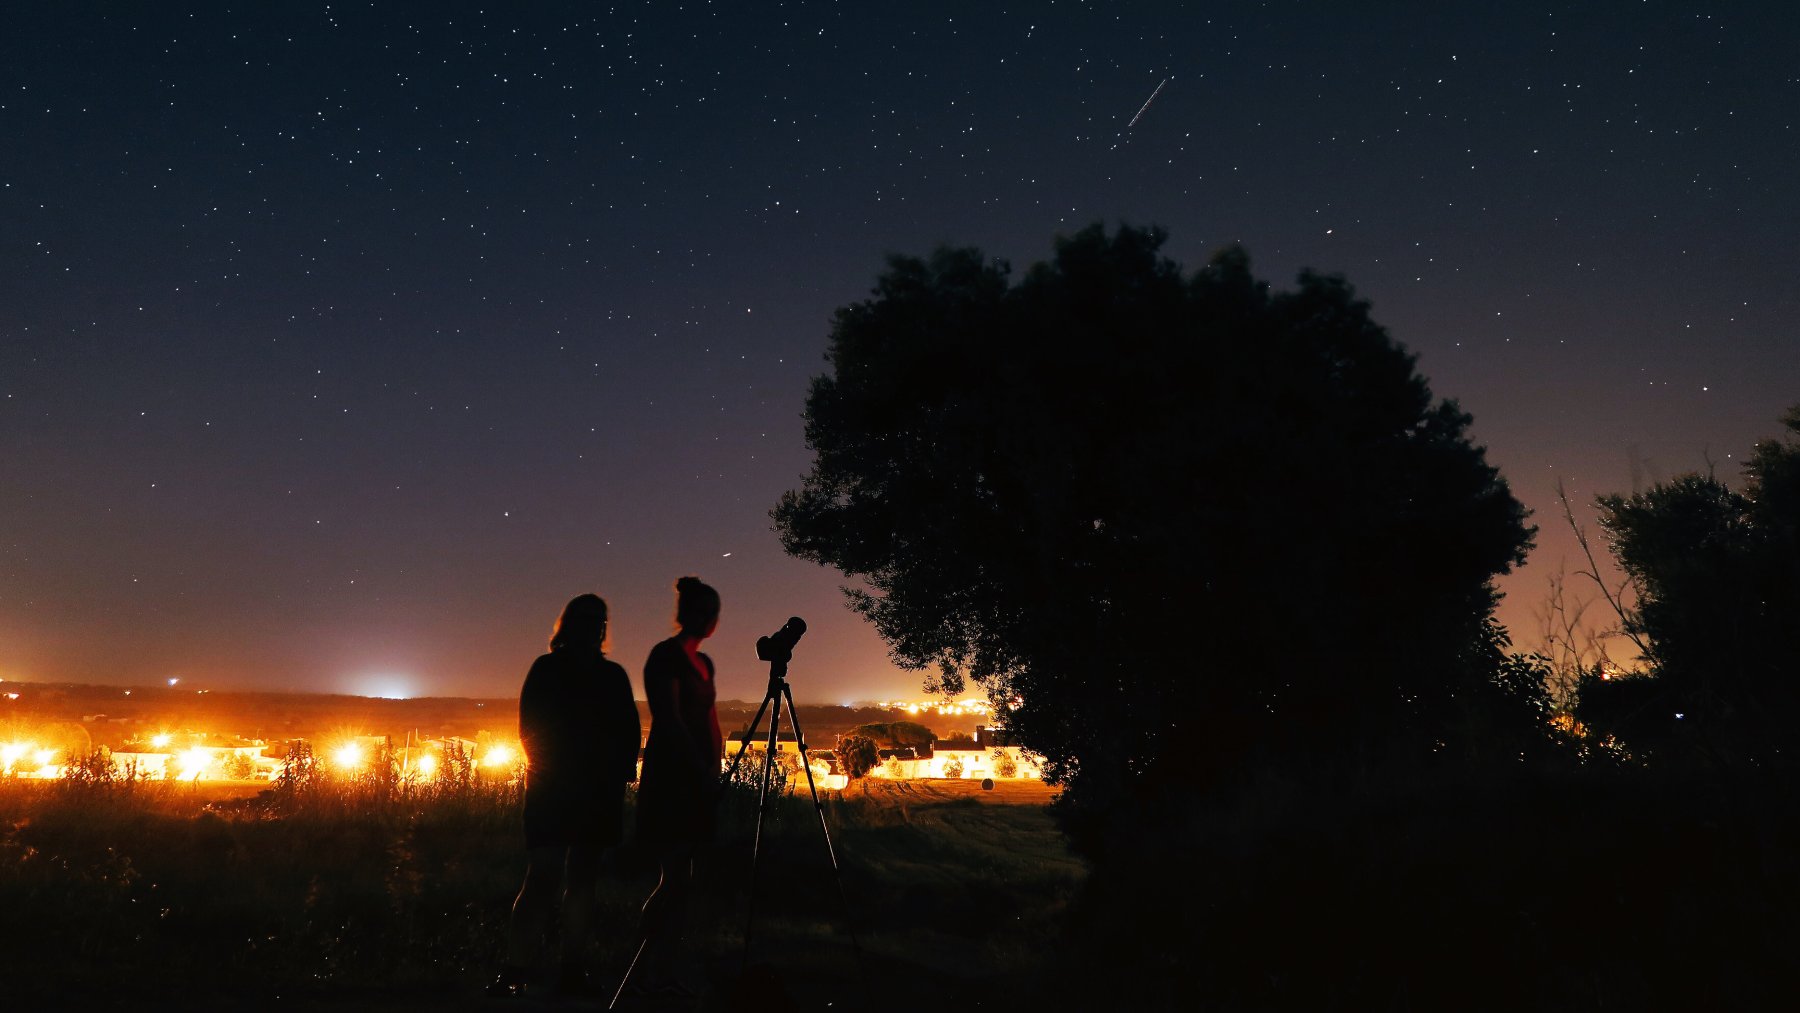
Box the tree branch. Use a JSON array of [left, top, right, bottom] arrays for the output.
[[1555, 477, 1651, 660]]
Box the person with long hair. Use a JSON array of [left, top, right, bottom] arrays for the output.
[[630, 575, 724, 996], [491, 593, 641, 998]]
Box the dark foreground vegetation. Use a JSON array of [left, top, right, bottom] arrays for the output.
[[7, 765, 1800, 1010], [1062, 767, 1800, 1012], [0, 772, 1079, 1010]]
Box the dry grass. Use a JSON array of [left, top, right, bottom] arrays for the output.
[[0, 772, 1083, 1009]]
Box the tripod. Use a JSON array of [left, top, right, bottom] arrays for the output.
[[717, 632, 862, 966]]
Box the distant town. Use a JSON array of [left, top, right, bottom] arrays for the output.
[[0, 678, 1041, 787]]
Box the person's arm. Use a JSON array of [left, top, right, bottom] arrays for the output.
[[518, 656, 550, 769], [701, 652, 723, 760]]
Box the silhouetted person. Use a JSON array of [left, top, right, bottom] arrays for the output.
[[631, 575, 724, 996], [491, 593, 641, 998]]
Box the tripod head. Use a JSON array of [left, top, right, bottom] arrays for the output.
[[755, 617, 807, 666]]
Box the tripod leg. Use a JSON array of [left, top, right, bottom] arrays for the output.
[[743, 687, 785, 960], [720, 686, 776, 789], [607, 936, 650, 1010], [782, 682, 866, 960]]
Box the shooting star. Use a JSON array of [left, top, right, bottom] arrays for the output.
[[1127, 76, 1171, 129]]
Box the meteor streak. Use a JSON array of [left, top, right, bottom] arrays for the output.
[[1128, 76, 1171, 129]]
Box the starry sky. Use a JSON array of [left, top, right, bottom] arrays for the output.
[[2, 2, 1795, 703]]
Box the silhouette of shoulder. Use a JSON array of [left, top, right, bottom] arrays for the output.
[[645, 638, 713, 681]]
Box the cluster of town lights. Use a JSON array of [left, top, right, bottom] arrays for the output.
[[875, 698, 995, 718], [1, 727, 524, 783], [0, 731, 241, 781], [1, 742, 59, 777], [325, 739, 520, 778]]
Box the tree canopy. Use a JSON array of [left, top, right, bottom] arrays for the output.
[[837, 734, 879, 779], [1577, 405, 1800, 764], [775, 225, 1535, 840], [844, 721, 936, 754]]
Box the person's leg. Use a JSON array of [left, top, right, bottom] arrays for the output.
[[637, 849, 694, 985], [557, 845, 600, 985], [504, 845, 568, 972]]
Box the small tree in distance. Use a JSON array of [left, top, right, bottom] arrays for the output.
[[776, 224, 1537, 852], [223, 752, 257, 780], [838, 734, 879, 780], [991, 749, 1019, 779], [845, 720, 936, 756]]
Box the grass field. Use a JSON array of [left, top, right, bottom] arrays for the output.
[[11, 766, 1800, 1010], [0, 775, 1079, 1010]]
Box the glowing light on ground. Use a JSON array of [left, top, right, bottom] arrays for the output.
[[333, 742, 364, 771], [415, 753, 438, 778], [176, 747, 211, 781], [151, 733, 173, 748], [481, 744, 514, 768]]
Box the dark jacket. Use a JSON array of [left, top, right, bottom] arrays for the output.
[[519, 646, 640, 788]]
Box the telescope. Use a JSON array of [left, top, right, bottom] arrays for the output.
[[755, 616, 807, 665]]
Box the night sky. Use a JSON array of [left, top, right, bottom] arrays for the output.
[[3, 3, 1794, 703]]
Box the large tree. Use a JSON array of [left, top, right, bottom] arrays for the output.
[[1577, 405, 1800, 764], [775, 225, 1534, 840]]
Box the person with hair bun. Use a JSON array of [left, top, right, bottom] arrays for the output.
[[490, 593, 641, 999], [630, 576, 724, 996]]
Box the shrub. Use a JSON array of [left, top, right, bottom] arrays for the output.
[[992, 749, 1018, 778], [839, 735, 879, 779]]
